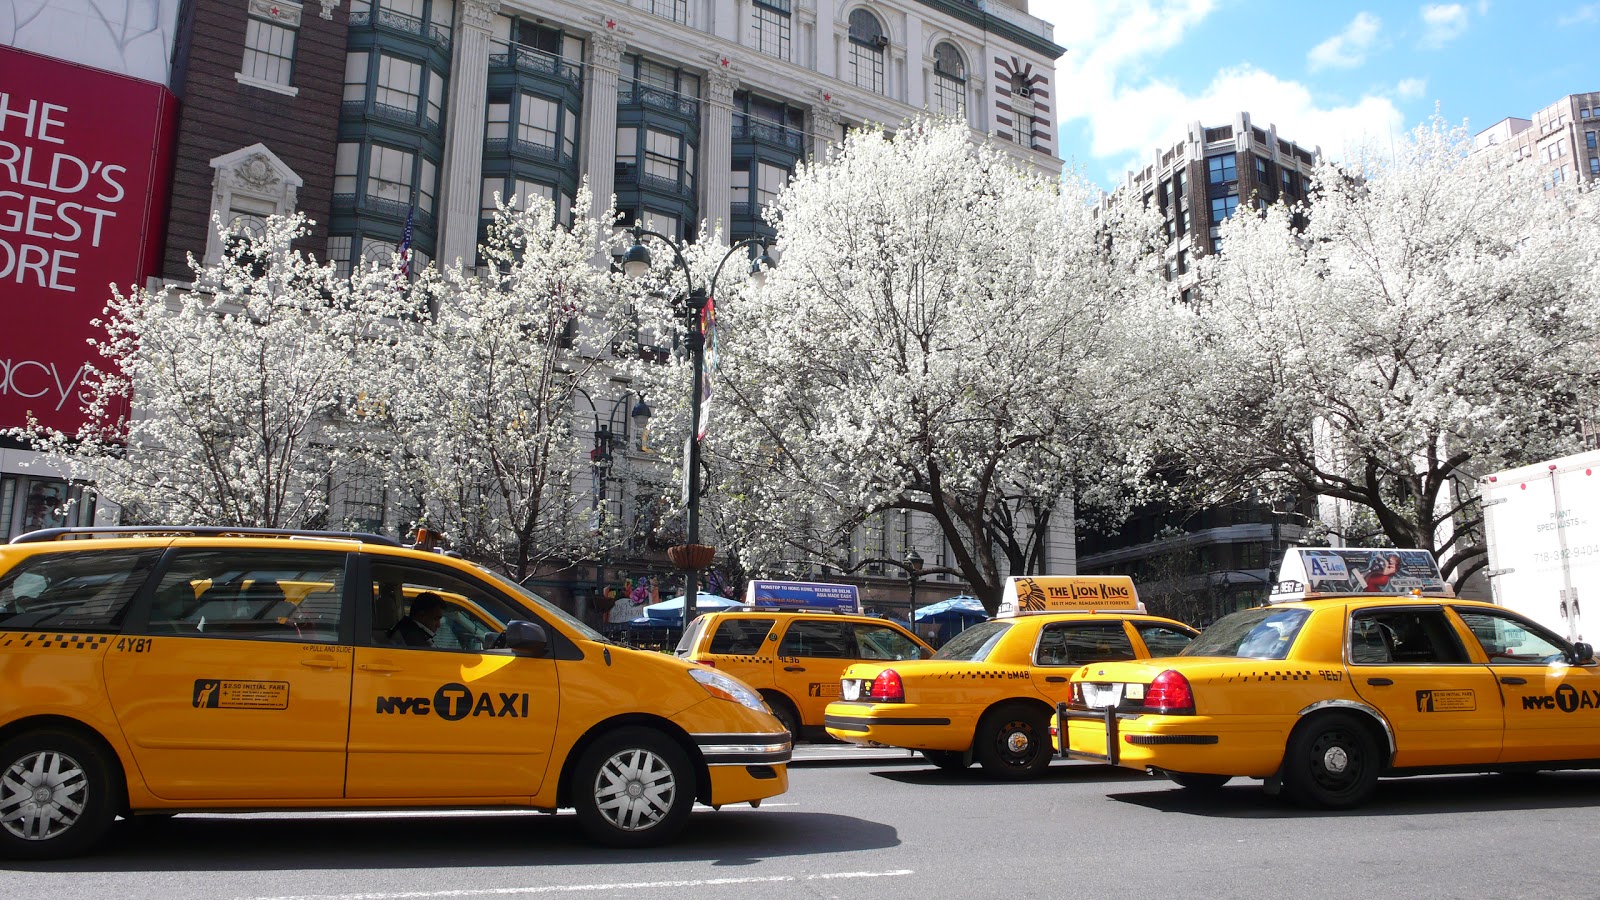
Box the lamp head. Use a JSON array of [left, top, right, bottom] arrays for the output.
[[621, 234, 653, 279], [905, 549, 924, 574]]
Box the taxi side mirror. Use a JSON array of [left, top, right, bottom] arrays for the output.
[[501, 620, 548, 657], [1571, 641, 1595, 665]]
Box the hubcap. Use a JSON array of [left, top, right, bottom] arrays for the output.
[[1, 750, 89, 842], [1006, 729, 1032, 755], [1322, 745, 1350, 775], [592, 748, 677, 832]]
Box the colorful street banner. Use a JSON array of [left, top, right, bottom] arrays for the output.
[[698, 295, 717, 441]]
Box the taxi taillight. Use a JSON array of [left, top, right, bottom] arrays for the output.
[[866, 669, 905, 702], [1145, 670, 1195, 714]]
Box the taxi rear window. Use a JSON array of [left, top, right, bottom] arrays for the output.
[[1182, 607, 1310, 660], [0, 549, 161, 631], [933, 620, 1011, 662], [708, 618, 775, 654]]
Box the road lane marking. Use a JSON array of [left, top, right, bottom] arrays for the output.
[[239, 870, 914, 900]]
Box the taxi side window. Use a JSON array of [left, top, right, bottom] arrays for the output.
[[0, 549, 160, 631], [1136, 624, 1197, 657], [708, 618, 775, 654], [854, 624, 922, 660], [1036, 623, 1136, 667], [145, 549, 348, 643], [1348, 609, 1468, 665], [1455, 610, 1566, 665], [778, 620, 852, 658], [369, 561, 530, 653]]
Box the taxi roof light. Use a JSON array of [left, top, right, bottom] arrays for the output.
[[866, 669, 905, 703], [1145, 670, 1195, 715]]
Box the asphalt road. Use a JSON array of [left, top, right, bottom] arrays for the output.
[[7, 756, 1600, 899]]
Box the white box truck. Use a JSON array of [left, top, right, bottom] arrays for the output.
[[1480, 449, 1600, 643]]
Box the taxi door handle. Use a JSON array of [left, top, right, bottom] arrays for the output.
[[358, 662, 403, 674], [300, 658, 346, 670], [784, 666, 806, 672], [1045, 676, 1068, 683], [1499, 676, 1528, 685], [1365, 677, 1394, 686]]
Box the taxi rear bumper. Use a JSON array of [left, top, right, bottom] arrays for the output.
[[1056, 703, 1219, 766], [823, 700, 966, 751], [1057, 703, 1285, 777]]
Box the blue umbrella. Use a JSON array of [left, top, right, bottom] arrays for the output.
[[643, 592, 744, 623], [914, 595, 988, 622]]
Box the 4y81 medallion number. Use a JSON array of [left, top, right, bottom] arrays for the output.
[[114, 637, 153, 653]]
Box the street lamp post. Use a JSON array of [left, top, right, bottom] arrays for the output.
[[621, 226, 773, 627], [905, 548, 924, 628], [574, 389, 651, 624]]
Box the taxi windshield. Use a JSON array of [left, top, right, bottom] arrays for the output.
[[481, 567, 609, 644], [1182, 607, 1311, 660], [933, 620, 1011, 661]]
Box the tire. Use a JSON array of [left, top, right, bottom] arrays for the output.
[[973, 703, 1052, 780], [1168, 771, 1232, 791], [921, 749, 973, 772], [762, 693, 801, 743], [572, 727, 696, 848], [1281, 713, 1380, 809], [0, 729, 122, 860]]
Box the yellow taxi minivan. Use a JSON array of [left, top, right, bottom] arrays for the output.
[[0, 526, 790, 858], [824, 576, 1198, 779], [674, 579, 933, 739], [1061, 548, 1600, 808]]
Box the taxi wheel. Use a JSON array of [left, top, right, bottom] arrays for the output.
[[0, 729, 121, 860], [1282, 713, 1379, 809], [761, 693, 801, 742], [572, 727, 695, 848], [974, 704, 1052, 780], [921, 749, 973, 772]]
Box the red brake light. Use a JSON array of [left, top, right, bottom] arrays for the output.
[[866, 669, 904, 702], [1145, 669, 1195, 714]]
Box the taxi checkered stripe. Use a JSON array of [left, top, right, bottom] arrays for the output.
[[929, 670, 1030, 679], [719, 656, 773, 664], [1, 633, 111, 650], [1221, 670, 1313, 682]]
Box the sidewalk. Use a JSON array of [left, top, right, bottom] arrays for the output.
[[789, 741, 922, 767]]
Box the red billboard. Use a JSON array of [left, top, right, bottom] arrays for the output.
[[0, 45, 177, 434]]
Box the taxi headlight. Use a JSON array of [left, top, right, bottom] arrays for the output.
[[690, 667, 769, 713]]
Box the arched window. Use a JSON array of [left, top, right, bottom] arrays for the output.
[[847, 9, 886, 94], [931, 41, 966, 120]]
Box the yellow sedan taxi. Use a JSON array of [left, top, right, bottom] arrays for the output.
[[1061, 548, 1600, 808], [0, 526, 789, 859], [824, 576, 1198, 779]]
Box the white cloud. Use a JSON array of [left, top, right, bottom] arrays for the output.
[[1036, 2, 1408, 186], [1087, 66, 1407, 184], [1307, 12, 1383, 71], [1420, 4, 1470, 48], [1396, 77, 1428, 100], [1558, 3, 1600, 25]]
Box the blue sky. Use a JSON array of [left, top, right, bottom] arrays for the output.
[[1028, 0, 1600, 189]]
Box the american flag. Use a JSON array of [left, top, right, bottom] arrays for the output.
[[396, 204, 415, 282]]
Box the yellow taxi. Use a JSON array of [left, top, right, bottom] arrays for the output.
[[1060, 548, 1600, 808], [823, 576, 1198, 779], [674, 580, 933, 740], [0, 526, 790, 859]]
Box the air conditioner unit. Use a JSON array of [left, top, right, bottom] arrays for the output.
[[865, 562, 884, 575], [874, 36, 889, 49]]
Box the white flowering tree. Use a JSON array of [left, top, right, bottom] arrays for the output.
[[705, 119, 1166, 614], [1157, 118, 1600, 587], [375, 188, 669, 582], [21, 214, 415, 528]]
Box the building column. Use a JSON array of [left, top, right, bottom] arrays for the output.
[[701, 64, 737, 238], [581, 26, 626, 228], [438, 0, 498, 271], [809, 95, 841, 160]]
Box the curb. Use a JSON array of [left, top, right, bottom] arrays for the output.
[[789, 747, 923, 768]]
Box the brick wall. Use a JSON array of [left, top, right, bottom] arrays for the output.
[[161, 0, 346, 280]]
